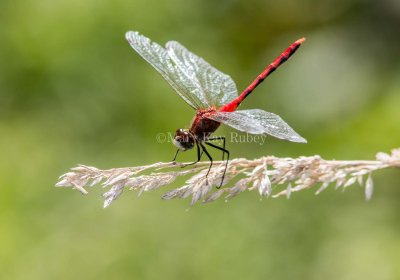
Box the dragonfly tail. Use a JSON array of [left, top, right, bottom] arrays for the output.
[[220, 38, 306, 112]]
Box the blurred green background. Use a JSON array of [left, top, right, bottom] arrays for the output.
[[1, 0, 400, 279]]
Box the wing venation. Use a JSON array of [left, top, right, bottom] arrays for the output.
[[126, 31, 238, 109], [206, 109, 307, 143]]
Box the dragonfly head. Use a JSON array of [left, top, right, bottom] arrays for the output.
[[173, 129, 195, 151]]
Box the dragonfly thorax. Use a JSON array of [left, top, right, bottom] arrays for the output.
[[173, 129, 195, 151]]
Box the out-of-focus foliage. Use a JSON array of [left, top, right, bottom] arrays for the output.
[[0, 0, 399, 279]]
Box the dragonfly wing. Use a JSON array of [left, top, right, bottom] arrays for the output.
[[166, 41, 238, 107], [126, 31, 207, 109], [206, 109, 307, 143]]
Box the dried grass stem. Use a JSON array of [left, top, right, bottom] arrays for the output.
[[56, 148, 400, 208]]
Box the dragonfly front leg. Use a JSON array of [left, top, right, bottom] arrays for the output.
[[180, 143, 203, 168], [171, 149, 180, 162]]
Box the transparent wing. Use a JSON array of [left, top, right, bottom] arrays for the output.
[[126, 31, 207, 109], [126, 31, 239, 109], [206, 109, 307, 143], [165, 41, 238, 107]]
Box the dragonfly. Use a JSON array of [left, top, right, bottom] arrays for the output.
[[126, 31, 307, 187]]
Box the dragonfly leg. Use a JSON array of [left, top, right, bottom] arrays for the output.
[[180, 143, 203, 168], [207, 136, 226, 160], [171, 149, 180, 162], [205, 141, 229, 188], [199, 142, 213, 184]]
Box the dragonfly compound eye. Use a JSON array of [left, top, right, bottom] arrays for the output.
[[173, 129, 195, 151]]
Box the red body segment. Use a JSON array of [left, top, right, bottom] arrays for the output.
[[190, 107, 220, 140], [219, 38, 305, 113], [189, 38, 305, 140]]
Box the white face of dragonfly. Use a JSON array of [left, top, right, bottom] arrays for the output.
[[173, 129, 195, 151]]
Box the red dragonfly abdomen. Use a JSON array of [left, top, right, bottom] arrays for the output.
[[220, 38, 305, 113]]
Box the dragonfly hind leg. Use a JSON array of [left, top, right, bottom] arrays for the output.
[[204, 141, 230, 188], [207, 136, 226, 160]]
